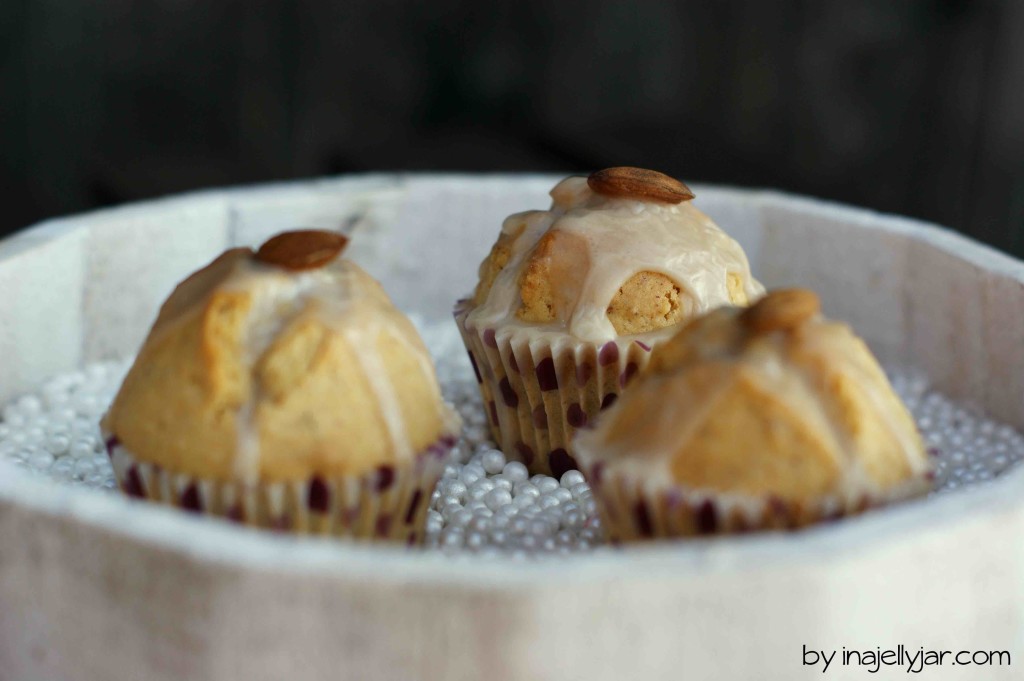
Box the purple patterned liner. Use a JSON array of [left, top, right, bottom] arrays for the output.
[[454, 303, 657, 478], [575, 457, 935, 541], [103, 433, 455, 544]]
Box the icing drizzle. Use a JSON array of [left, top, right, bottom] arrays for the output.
[[466, 176, 764, 343], [215, 255, 453, 484]]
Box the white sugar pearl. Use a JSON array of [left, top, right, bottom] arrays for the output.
[[546, 511, 568, 532], [51, 459, 74, 479], [536, 478, 559, 493], [441, 503, 463, 522], [440, 480, 468, 503], [17, 396, 43, 415], [501, 461, 529, 482], [73, 459, 95, 478], [87, 473, 113, 488], [570, 482, 590, 498], [529, 519, 552, 536], [469, 477, 495, 496], [70, 416, 94, 431], [459, 468, 482, 486], [538, 494, 561, 510], [451, 509, 475, 528], [560, 470, 586, 488], [512, 493, 536, 508], [46, 434, 70, 455], [441, 528, 464, 548], [513, 481, 540, 499], [75, 396, 103, 415], [42, 390, 68, 407], [562, 510, 585, 529], [442, 463, 460, 479], [480, 449, 506, 474], [24, 426, 45, 444], [484, 488, 513, 511], [497, 504, 519, 518], [70, 440, 95, 459], [466, 459, 487, 473], [466, 531, 486, 550], [29, 451, 55, 470], [552, 488, 573, 504], [491, 476, 513, 491]]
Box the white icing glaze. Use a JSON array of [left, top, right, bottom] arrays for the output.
[[202, 255, 454, 484], [466, 176, 764, 344], [574, 315, 931, 501]]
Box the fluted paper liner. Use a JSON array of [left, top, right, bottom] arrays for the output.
[[104, 434, 454, 544], [455, 302, 656, 477], [574, 458, 935, 541]]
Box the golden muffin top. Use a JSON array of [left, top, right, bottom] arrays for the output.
[[102, 230, 459, 483], [574, 289, 931, 504], [467, 167, 764, 343]]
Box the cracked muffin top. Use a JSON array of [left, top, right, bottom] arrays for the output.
[[102, 230, 459, 483], [467, 167, 764, 343], [574, 289, 932, 507]]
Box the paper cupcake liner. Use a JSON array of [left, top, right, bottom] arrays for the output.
[[103, 434, 455, 544], [455, 302, 655, 478], [577, 460, 935, 541]]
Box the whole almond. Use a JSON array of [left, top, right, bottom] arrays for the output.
[[255, 230, 349, 270], [741, 289, 821, 334], [587, 167, 695, 204]]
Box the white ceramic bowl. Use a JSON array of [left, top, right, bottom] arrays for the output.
[[1, 175, 1022, 681]]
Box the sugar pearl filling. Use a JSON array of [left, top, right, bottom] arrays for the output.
[[1, 319, 1022, 556]]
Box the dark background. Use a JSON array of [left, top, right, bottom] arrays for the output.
[[2, 1, 1023, 253]]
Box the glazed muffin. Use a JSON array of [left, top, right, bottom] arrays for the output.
[[573, 289, 933, 541], [101, 230, 460, 542], [455, 167, 764, 477]]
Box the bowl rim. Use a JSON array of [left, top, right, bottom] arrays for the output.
[[2, 172, 1023, 587]]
